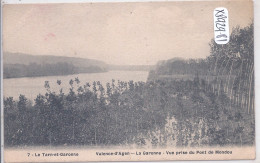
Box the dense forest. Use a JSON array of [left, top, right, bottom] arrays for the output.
[[4, 23, 254, 147], [149, 58, 209, 77], [3, 62, 107, 78]]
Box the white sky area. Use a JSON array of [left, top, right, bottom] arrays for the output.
[[3, 1, 253, 65]]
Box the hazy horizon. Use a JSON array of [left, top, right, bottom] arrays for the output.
[[3, 1, 253, 65]]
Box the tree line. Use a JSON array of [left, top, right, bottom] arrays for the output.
[[149, 23, 254, 115]]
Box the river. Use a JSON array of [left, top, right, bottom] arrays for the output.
[[3, 71, 149, 101]]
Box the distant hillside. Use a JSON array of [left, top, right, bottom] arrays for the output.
[[3, 52, 155, 79], [4, 52, 108, 69], [3, 52, 108, 78]]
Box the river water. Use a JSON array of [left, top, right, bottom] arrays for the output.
[[3, 71, 149, 101]]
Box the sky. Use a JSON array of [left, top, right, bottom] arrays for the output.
[[3, 1, 253, 65]]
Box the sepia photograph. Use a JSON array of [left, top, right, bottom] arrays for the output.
[[2, 0, 255, 162]]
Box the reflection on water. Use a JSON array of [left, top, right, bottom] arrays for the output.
[[4, 71, 149, 101]]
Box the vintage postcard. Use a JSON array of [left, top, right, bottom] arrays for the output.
[[2, 0, 255, 162]]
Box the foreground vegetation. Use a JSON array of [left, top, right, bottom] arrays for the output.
[[4, 76, 254, 147]]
